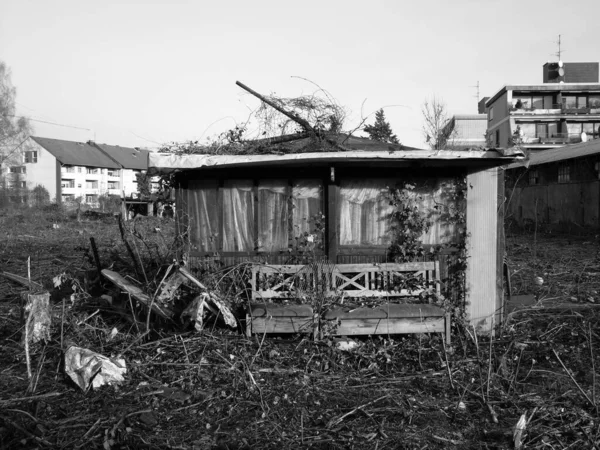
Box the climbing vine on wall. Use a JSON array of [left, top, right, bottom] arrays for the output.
[[386, 178, 468, 311]]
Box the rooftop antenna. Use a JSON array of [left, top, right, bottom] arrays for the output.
[[555, 34, 563, 61], [470, 81, 480, 101]]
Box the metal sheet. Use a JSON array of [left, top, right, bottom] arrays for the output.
[[466, 168, 500, 332]]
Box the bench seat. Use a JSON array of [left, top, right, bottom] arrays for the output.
[[246, 303, 316, 337], [322, 304, 450, 343]]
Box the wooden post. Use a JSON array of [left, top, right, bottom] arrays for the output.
[[327, 167, 339, 263], [89, 237, 103, 280]]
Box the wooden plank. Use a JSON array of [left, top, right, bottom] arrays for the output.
[[496, 167, 505, 324], [101, 269, 174, 320], [1, 271, 44, 291], [335, 262, 436, 271], [250, 316, 314, 334], [329, 317, 445, 336], [328, 290, 423, 298]]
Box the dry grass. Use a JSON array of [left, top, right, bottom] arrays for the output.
[[1, 212, 600, 449]]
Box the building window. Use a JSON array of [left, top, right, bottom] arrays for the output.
[[78, 167, 82, 173], [61, 179, 75, 188], [107, 169, 121, 177], [513, 94, 556, 110], [108, 181, 120, 190], [62, 194, 75, 203], [63, 165, 75, 173], [86, 168, 98, 174], [10, 166, 26, 173], [495, 130, 500, 147], [24, 151, 38, 163], [528, 169, 539, 185], [488, 107, 494, 121], [86, 194, 98, 204], [562, 94, 600, 109], [86, 180, 99, 189], [558, 164, 570, 183], [20, 181, 26, 188]]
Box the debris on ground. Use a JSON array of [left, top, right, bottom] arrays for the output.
[[64, 345, 127, 390], [2, 214, 600, 449], [21, 291, 51, 345]]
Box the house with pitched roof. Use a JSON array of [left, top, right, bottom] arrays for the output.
[[9, 136, 151, 206]]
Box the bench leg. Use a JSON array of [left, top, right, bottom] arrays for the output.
[[444, 312, 451, 346], [246, 314, 252, 338]]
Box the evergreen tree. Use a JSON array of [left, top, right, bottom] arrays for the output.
[[363, 109, 399, 144]]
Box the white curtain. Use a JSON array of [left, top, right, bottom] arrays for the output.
[[188, 181, 218, 252], [222, 180, 254, 251], [401, 180, 458, 245], [258, 180, 288, 251], [292, 180, 322, 237], [338, 179, 459, 247], [339, 180, 393, 245]]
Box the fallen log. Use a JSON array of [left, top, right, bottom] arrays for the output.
[[0, 271, 44, 291], [101, 269, 174, 320]]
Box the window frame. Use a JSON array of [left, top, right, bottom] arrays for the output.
[[558, 164, 571, 183], [186, 177, 325, 255], [24, 151, 38, 163], [85, 180, 99, 189], [528, 169, 539, 185]]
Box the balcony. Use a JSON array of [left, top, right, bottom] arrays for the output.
[[511, 105, 600, 116], [510, 104, 562, 115], [521, 133, 600, 145]]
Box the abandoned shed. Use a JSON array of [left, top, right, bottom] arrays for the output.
[[149, 135, 524, 333], [506, 138, 600, 231]]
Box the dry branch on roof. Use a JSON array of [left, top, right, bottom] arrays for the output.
[[159, 81, 351, 156]]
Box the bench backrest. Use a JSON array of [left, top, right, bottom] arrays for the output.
[[251, 261, 440, 301]]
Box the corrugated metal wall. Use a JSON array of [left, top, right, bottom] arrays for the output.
[[507, 181, 599, 229], [466, 168, 500, 331]]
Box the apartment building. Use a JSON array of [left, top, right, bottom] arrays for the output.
[[485, 62, 600, 151], [13, 136, 150, 206], [441, 114, 487, 150]]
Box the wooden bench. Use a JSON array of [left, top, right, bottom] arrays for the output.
[[246, 262, 450, 344], [325, 262, 450, 344], [246, 264, 318, 337]]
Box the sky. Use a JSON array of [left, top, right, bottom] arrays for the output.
[[1, 0, 600, 150]]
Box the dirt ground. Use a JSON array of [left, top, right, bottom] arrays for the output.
[[1, 212, 600, 449]]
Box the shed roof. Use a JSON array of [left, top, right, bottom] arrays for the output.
[[31, 136, 121, 169], [150, 148, 524, 174], [95, 143, 149, 170], [507, 139, 600, 169]]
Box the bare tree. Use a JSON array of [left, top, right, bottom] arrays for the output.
[[421, 96, 454, 150], [1, 60, 33, 196]]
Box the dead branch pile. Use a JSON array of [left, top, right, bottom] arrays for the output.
[[158, 81, 354, 157]]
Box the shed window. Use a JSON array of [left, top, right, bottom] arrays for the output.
[[528, 169, 539, 185], [558, 164, 570, 183], [339, 179, 461, 248], [186, 179, 323, 253], [258, 180, 288, 252], [339, 179, 393, 246], [222, 180, 254, 251]]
